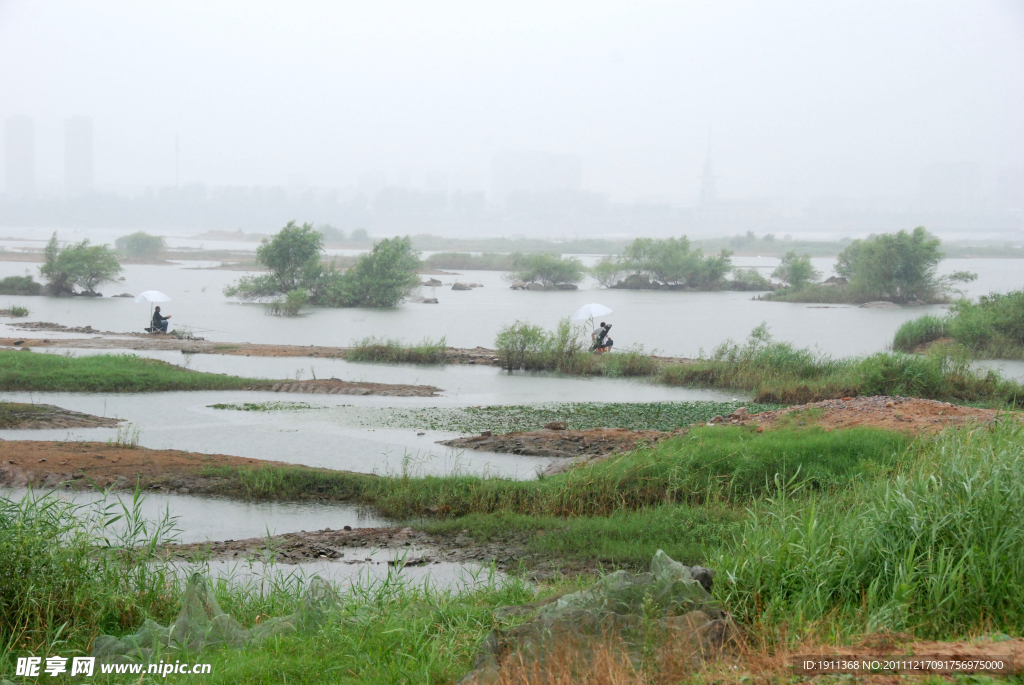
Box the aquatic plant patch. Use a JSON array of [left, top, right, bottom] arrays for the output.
[[208, 401, 324, 412]]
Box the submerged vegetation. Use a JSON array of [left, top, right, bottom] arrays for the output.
[[347, 336, 448, 364], [766, 227, 977, 304], [0, 350, 264, 392], [224, 221, 420, 308], [893, 289, 1024, 359]]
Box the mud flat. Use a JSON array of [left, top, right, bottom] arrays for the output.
[[708, 395, 1020, 433], [0, 402, 121, 429], [440, 426, 685, 459], [0, 441, 350, 493]]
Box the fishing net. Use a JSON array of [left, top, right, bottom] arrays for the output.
[[91, 573, 341, 663], [458, 550, 736, 684]]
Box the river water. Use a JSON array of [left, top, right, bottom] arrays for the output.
[[2, 255, 1022, 358]]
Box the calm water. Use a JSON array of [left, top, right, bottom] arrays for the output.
[[0, 487, 386, 542], [3, 255, 1022, 358]]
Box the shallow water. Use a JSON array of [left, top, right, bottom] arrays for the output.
[[3, 256, 1021, 358], [0, 487, 386, 543]]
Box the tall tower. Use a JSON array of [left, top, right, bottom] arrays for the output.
[[698, 144, 717, 207], [65, 116, 94, 196], [4, 116, 35, 196]]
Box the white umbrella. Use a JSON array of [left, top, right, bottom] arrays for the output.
[[134, 290, 171, 304], [570, 303, 613, 321], [135, 291, 172, 329]]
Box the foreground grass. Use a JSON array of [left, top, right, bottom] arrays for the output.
[[346, 336, 448, 365], [5, 423, 1023, 683], [0, 350, 266, 392], [893, 289, 1024, 359]]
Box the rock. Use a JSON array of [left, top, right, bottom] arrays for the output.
[[821, 276, 848, 287], [555, 283, 578, 290], [859, 301, 901, 309], [419, 298, 438, 304], [509, 280, 527, 290], [612, 273, 653, 289], [470, 283, 483, 288], [544, 421, 567, 430], [525, 282, 545, 291], [451, 282, 472, 291], [421, 278, 442, 286], [732, 407, 749, 420]]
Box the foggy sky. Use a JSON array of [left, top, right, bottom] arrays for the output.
[[2, 0, 1022, 203]]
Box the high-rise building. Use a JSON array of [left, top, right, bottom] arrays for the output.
[[65, 116, 94, 195], [490, 151, 582, 205], [698, 148, 717, 206], [4, 116, 35, 196]]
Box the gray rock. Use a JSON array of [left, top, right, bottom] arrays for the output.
[[421, 278, 442, 287], [555, 283, 578, 290], [859, 300, 901, 309], [509, 280, 527, 290], [451, 282, 472, 291], [525, 282, 545, 291]]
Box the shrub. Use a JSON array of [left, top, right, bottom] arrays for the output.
[[595, 236, 733, 289], [771, 250, 819, 289], [0, 275, 41, 296], [319, 236, 421, 307], [597, 346, 660, 377], [39, 232, 123, 295], [729, 267, 773, 291], [495, 320, 548, 371], [114, 231, 166, 259], [508, 253, 586, 287], [265, 288, 310, 316]]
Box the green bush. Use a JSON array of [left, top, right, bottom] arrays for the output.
[[946, 290, 1024, 359], [265, 288, 310, 316], [729, 267, 773, 291], [114, 231, 166, 259], [507, 253, 586, 286], [598, 346, 660, 377], [771, 250, 819, 289], [0, 275, 42, 296], [597, 236, 733, 289], [892, 314, 949, 352], [39, 233, 123, 295], [495, 320, 548, 371], [319, 236, 421, 307]]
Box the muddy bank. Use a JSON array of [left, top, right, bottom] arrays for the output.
[[163, 525, 587, 579], [0, 441, 346, 493], [0, 332, 507, 366], [0, 403, 121, 429], [441, 426, 685, 460], [709, 395, 1018, 433]]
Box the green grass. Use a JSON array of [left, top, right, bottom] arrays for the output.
[[208, 401, 321, 411], [0, 350, 266, 392], [894, 290, 1024, 360], [662, 324, 1024, 407], [716, 421, 1024, 638], [205, 426, 911, 520], [0, 401, 48, 428], [346, 336, 448, 365]]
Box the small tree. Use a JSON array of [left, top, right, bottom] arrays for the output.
[[320, 236, 421, 307], [590, 256, 624, 288], [350, 228, 371, 245], [225, 221, 324, 300], [508, 253, 586, 287], [39, 233, 122, 295], [772, 251, 820, 289], [114, 231, 166, 259], [836, 227, 973, 303]]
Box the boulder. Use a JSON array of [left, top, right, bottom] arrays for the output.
[[509, 280, 527, 290], [451, 282, 472, 291], [612, 274, 653, 289], [470, 283, 484, 288], [419, 297, 439, 304], [525, 282, 545, 291], [421, 278, 442, 287], [555, 283, 578, 290]]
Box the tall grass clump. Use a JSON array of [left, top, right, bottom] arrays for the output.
[[597, 346, 660, 377], [0, 489, 177, 657], [264, 288, 310, 316], [663, 324, 1024, 406], [495, 319, 594, 374], [891, 314, 948, 352], [717, 422, 1024, 638], [0, 350, 265, 392], [347, 336, 448, 364]]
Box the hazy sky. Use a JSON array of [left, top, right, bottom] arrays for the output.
[[2, 0, 1022, 203]]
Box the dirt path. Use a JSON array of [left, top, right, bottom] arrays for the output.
[[0, 331, 505, 365], [0, 440, 345, 493], [0, 403, 121, 429], [708, 395, 1019, 433]]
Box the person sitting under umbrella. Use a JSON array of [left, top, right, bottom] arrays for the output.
[[151, 306, 172, 333], [591, 322, 613, 353]]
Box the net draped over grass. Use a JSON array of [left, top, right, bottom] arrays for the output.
[[0, 350, 266, 392]]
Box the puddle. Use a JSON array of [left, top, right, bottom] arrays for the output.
[[0, 487, 387, 543], [165, 556, 507, 591]]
